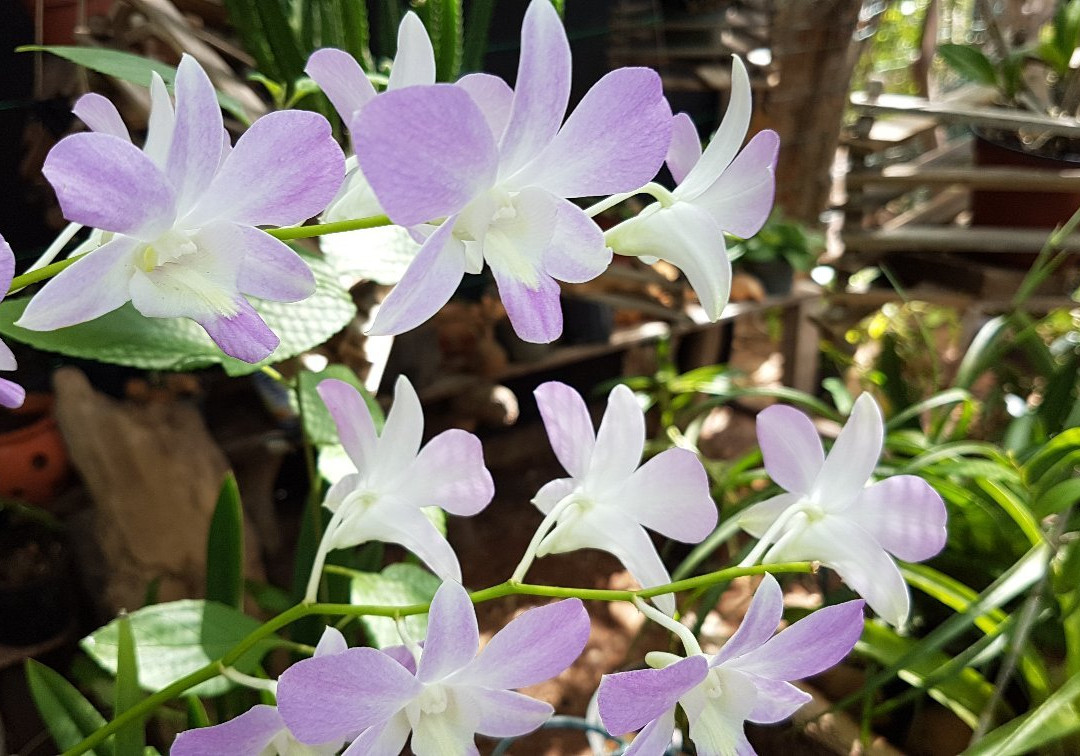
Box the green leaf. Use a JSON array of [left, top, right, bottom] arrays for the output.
[[963, 671, 1080, 755], [938, 44, 999, 87], [184, 695, 210, 729], [975, 479, 1044, 548], [26, 659, 114, 756], [462, 0, 495, 72], [81, 600, 279, 697], [295, 364, 383, 447], [206, 473, 244, 610], [114, 614, 144, 756], [855, 622, 995, 727], [0, 251, 356, 376], [955, 315, 1009, 388], [1024, 428, 1080, 481], [1033, 477, 1080, 519], [17, 45, 250, 124], [339, 0, 374, 70], [884, 388, 972, 431], [350, 563, 440, 648], [435, 0, 463, 81]]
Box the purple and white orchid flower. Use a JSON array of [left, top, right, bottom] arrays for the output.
[[305, 376, 494, 601], [0, 235, 25, 409], [172, 627, 349, 756], [598, 574, 865, 756], [18, 55, 345, 363], [523, 381, 717, 615], [278, 580, 591, 755], [739, 394, 948, 627], [353, 0, 674, 342], [606, 56, 779, 320]]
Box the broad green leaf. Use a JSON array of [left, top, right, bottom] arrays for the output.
[[17, 45, 249, 124], [27, 659, 115, 755], [937, 43, 1000, 87], [350, 563, 441, 648], [114, 614, 145, 756], [295, 364, 383, 447], [0, 252, 356, 376], [963, 671, 1080, 755], [81, 600, 279, 697], [855, 622, 995, 726], [206, 473, 244, 610]]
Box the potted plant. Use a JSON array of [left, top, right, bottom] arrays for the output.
[[728, 211, 824, 296], [938, 1, 1080, 244]]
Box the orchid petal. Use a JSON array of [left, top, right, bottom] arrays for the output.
[[732, 598, 865, 680], [681, 670, 757, 756], [768, 516, 906, 626], [399, 430, 494, 516], [143, 72, 175, 168], [127, 232, 243, 319], [588, 384, 645, 490], [606, 202, 731, 320], [0, 338, 16, 372], [203, 222, 315, 302], [711, 573, 783, 667], [372, 375, 424, 481], [306, 47, 377, 121], [541, 195, 610, 284], [745, 677, 812, 724], [531, 477, 576, 514], [342, 712, 411, 756], [456, 73, 514, 140], [72, 93, 130, 141], [380, 644, 419, 675], [317, 380, 377, 472], [411, 701, 479, 756], [623, 708, 678, 756], [277, 648, 422, 743], [187, 110, 344, 228], [356, 505, 463, 581], [387, 12, 436, 90], [314, 626, 349, 657], [757, 404, 825, 495], [322, 473, 362, 512], [814, 393, 884, 507], [738, 492, 800, 538], [534, 381, 595, 479], [16, 236, 138, 331], [470, 688, 553, 737], [171, 704, 285, 756], [458, 598, 588, 689], [356, 84, 497, 226], [167, 55, 225, 213], [0, 377, 25, 410], [694, 129, 778, 238], [598, 656, 707, 735], [0, 235, 14, 293], [418, 581, 479, 683], [511, 67, 672, 197], [847, 476, 947, 561], [619, 447, 716, 542], [368, 218, 466, 336], [678, 55, 751, 201], [196, 298, 279, 363], [498, 0, 571, 177], [666, 112, 701, 183], [43, 133, 175, 238], [490, 265, 562, 343]]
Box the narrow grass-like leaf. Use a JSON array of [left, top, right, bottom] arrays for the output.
[[963, 672, 1080, 755], [976, 479, 1044, 548], [26, 659, 115, 756], [114, 614, 144, 755], [462, 0, 495, 72], [206, 473, 244, 610]]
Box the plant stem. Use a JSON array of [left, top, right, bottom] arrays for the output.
[[8, 252, 87, 293], [62, 562, 813, 756], [266, 215, 391, 240]]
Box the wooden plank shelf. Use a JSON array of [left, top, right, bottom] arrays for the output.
[[842, 226, 1080, 254], [847, 165, 1080, 191]]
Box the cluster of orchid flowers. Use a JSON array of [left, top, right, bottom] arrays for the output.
[[0, 1, 950, 753]]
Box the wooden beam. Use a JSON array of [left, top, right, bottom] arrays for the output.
[[842, 225, 1080, 253], [847, 165, 1080, 191]]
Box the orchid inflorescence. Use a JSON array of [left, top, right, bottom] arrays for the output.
[[1, 1, 949, 754]]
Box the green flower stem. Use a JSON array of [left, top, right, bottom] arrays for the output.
[[266, 215, 391, 240], [62, 561, 812, 756], [6, 216, 393, 295]]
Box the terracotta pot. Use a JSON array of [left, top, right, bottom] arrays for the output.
[[19, 0, 114, 46], [0, 393, 69, 506], [971, 128, 1080, 268]]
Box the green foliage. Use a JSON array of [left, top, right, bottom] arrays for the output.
[[114, 614, 145, 755], [295, 364, 384, 447], [0, 250, 356, 376], [349, 563, 441, 648], [26, 659, 114, 755], [205, 474, 245, 611], [727, 211, 824, 272], [81, 601, 280, 698]]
